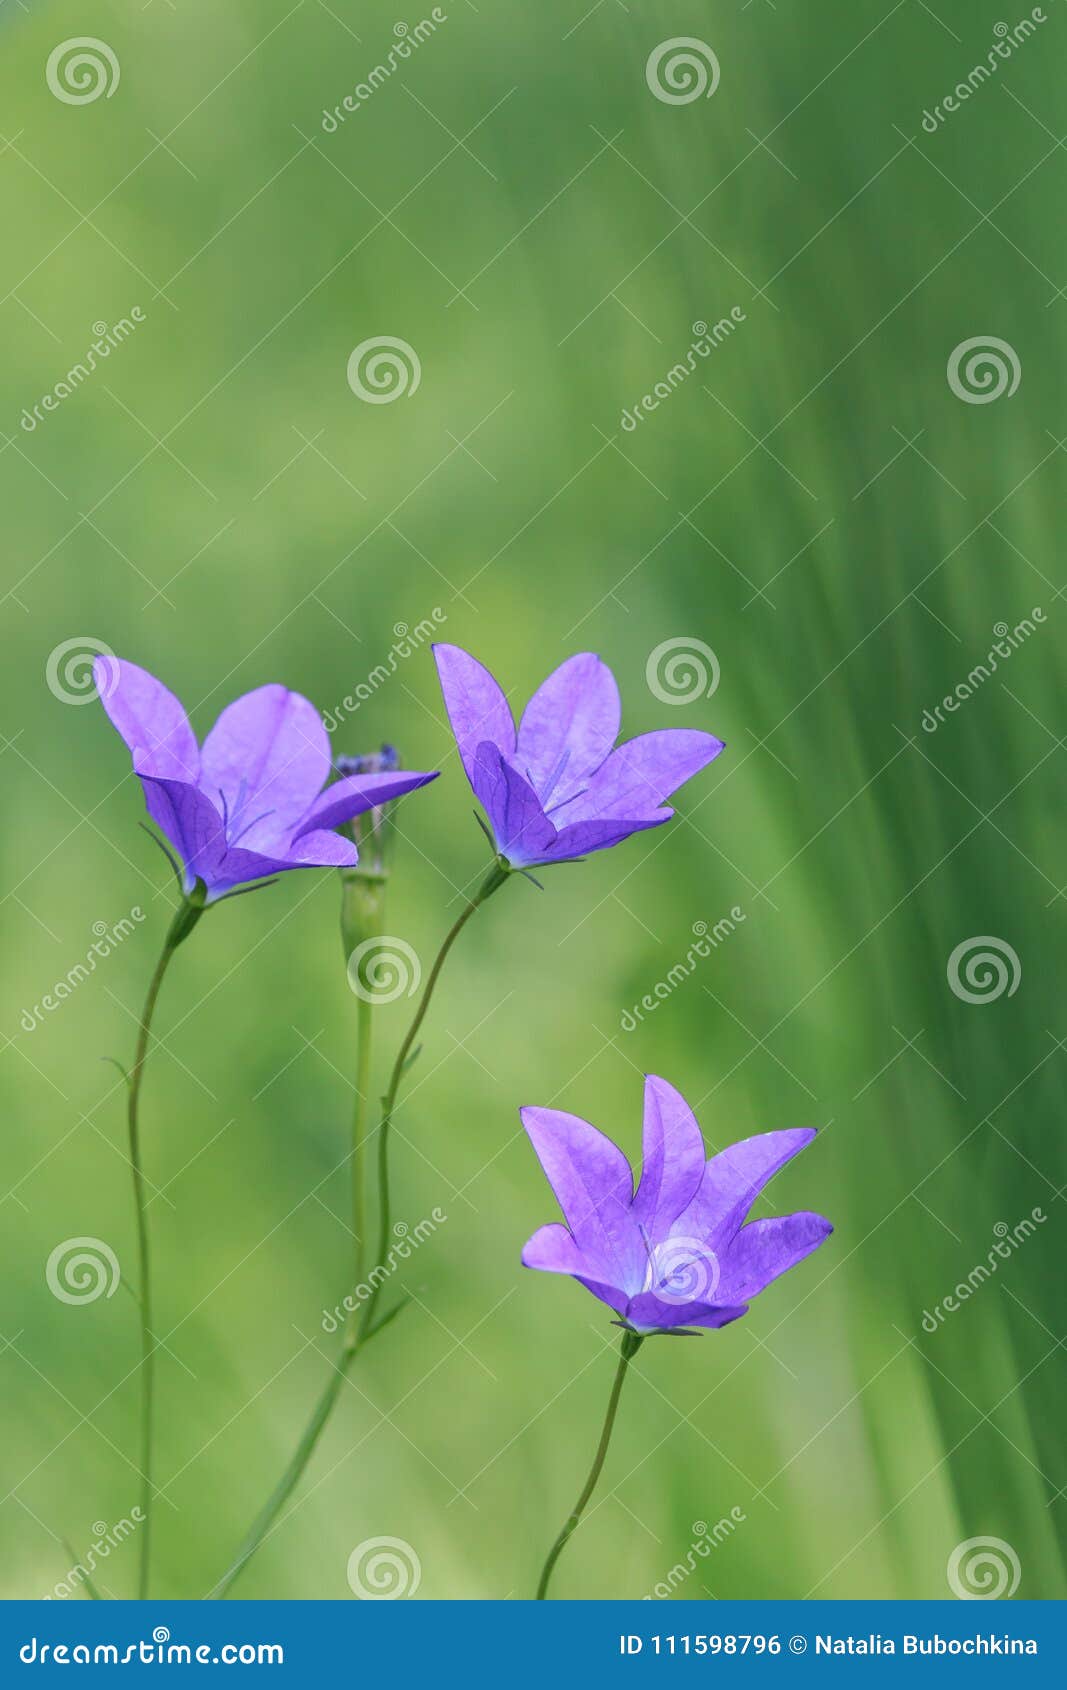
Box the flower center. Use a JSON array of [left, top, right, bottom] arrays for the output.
[[219, 780, 275, 847]]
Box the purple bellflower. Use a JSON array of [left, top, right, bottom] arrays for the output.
[[95, 657, 438, 903], [522, 1075, 832, 1335], [432, 644, 724, 870]]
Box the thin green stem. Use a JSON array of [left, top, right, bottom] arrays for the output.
[[210, 1363, 349, 1598], [127, 891, 202, 1599], [536, 1330, 643, 1600], [351, 993, 373, 1288], [214, 860, 511, 1597], [357, 860, 509, 1338]]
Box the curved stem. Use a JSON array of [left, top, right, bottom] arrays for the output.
[[357, 861, 508, 1338], [214, 860, 511, 1596], [127, 894, 201, 1598], [536, 1330, 643, 1600]]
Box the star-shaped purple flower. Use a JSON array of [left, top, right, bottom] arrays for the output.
[[95, 657, 438, 902], [521, 1076, 831, 1334], [432, 644, 724, 869]]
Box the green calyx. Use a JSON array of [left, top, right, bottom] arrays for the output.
[[165, 881, 207, 949]]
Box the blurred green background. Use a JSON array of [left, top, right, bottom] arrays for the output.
[[2, 0, 1064, 1602]]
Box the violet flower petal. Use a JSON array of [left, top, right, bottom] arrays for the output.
[[536, 814, 667, 864], [632, 1075, 707, 1238], [210, 829, 357, 900], [293, 768, 439, 839], [282, 828, 360, 867], [551, 728, 725, 824], [471, 743, 557, 865], [521, 1222, 586, 1275], [519, 1105, 644, 1295], [200, 685, 330, 848], [522, 1226, 631, 1316], [718, 1212, 833, 1302], [515, 652, 620, 806], [136, 774, 225, 891], [94, 655, 199, 781], [624, 1292, 749, 1332], [433, 643, 516, 785], [673, 1128, 818, 1255], [573, 1277, 631, 1316]]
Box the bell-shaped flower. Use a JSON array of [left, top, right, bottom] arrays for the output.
[[433, 644, 723, 869], [95, 657, 437, 902], [521, 1075, 831, 1334]]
